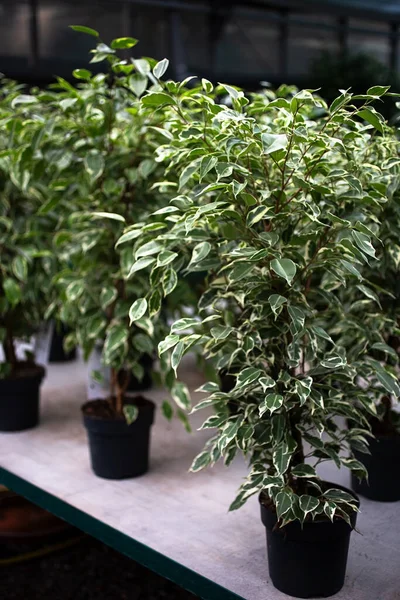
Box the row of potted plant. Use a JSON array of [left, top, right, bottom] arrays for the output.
[[0, 27, 399, 598]]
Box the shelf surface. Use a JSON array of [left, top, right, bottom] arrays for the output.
[[0, 358, 399, 600]]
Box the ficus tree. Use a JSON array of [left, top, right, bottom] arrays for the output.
[[0, 76, 57, 376], [42, 29, 197, 426], [37, 30, 176, 420], [331, 130, 400, 432], [124, 80, 400, 524]]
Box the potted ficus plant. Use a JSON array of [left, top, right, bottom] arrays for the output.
[[50, 29, 181, 478], [332, 135, 400, 501], [0, 78, 57, 431], [125, 80, 399, 596]]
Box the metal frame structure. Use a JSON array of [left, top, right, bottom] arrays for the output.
[[1, 1, 399, 88]]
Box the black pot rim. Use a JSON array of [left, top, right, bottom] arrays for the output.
[[81, 397, 156, 436], [81, 396, 155, 423], [0, 363, 46, 385]]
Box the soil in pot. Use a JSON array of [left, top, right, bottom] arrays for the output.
[[260, 481, 358, 598], [49, 324, 76, 363], [0, 362, 46, 432], [82, 396, 155, 480], [351, 413, 400, 502]]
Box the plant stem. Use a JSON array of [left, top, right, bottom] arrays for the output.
[[290, 414, 306, 495], [110, 367, 117, 411], [115, 377, 123, 416], [290, 416, 305, 467], [4, 322, 17, 371]]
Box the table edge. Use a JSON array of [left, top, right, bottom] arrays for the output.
[[0, 467, 245, 600]]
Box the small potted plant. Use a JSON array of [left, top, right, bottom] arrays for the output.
[[51, 31, 179, 478], [0, 79, 52, 431], [333, 136, 400, 501], [127, 82, 398, 596]]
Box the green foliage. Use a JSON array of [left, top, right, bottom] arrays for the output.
[[41, 36, 178, 415], [0, 76, 58, 370], [2, 26, 400, 522], [123, 78, 399, 524], [331, 131, 400, 430]]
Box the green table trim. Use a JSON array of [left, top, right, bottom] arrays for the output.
[[0, 467, 245, 600]]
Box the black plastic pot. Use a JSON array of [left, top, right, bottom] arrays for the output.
[[49, 324, 76, 363], [260, 483, 358, 598], [352, 435, 400, 502], [0, 365, 46, 432], [82, 398, 155, 480]]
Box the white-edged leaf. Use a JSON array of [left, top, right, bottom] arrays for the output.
[[171, 381, 191, 410], [357, 107, 383, 133], [190, 450, 212, 473], [128, 256, 156, 277], [324, 501, 336, 522], [153, 58, 169, 78], [12, 256, 28, 281], [273, 445, 292, 475], [116, 228, 143, 246], [157, 251, 178, 267], [104, 324, 128, 357], [376, 369, 400, 397], [324, 488, 357, 506], [292, 464, 317, 478], [259, 376, 275, 391], [294, 377, 313, 406], [189, 241, 211, 265], [246, 205, 271, 226], [129, 298, 147, 323], [236, 367, 262, 387], [262, 133, 288, 155], [270, 258, 297, 285], [158, 334, 180, 355], [268, 294, 287, 318], [275, 491, 293, 520], [320, 355, 346, 369], [371, 342, 397, 358], [84, 153, 104, 182], [171, 341, 185, 374], [171, 318, 200, 333], [357, 284, 381, 306], [351, 230, 376, 258], [123, 404, 139, 425], [91, 211, 125, 222], [11, 95, 39, 108], [228, 262, 254, 282], [299, 495, 320, 519], [135, 240, 163, 258], [259, 393, 284, 416], [100, 286, 117, 309]]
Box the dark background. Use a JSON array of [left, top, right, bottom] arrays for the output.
[[1, 0, 400, 96]]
